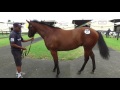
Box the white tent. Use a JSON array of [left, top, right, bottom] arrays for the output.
[[90, 20, 114, 31], [0, 23, 9, 31]]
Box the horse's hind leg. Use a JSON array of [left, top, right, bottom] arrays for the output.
[[78, 48, 90, 74], [50, 50, 60, 78], [53, 63, 57, 72], [90, 51, 96, 74]]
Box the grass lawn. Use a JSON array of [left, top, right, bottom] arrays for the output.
[[27, 40, 84, 60], [0, 33, 9, 39], [103, 35, 120, 52], [0, 33, 40, 47]]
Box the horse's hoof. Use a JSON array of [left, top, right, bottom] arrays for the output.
[[77, 71, 81, 75], [56, 75, 59, 78]]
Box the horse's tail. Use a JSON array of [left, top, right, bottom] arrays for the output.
[[97, 31, 110, 60]]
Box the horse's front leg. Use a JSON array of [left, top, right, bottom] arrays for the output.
[[50, 50, 60, 78]]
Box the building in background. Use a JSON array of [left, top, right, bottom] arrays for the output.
[[109, 19, 120, 32]]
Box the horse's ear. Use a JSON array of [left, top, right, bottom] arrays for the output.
[[26, 20, 30, 23]]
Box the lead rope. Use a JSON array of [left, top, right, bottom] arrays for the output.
[[22, 40, 33, 59]]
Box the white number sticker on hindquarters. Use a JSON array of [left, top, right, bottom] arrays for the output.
[[84, 29, 90, 34]]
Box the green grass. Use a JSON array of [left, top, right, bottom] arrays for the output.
[[0, 34, 40, 47], [0, 38, 9, 47], [0, 33, 9, 38], [27, 40, 84, 60], [103, 35, 120, 52]]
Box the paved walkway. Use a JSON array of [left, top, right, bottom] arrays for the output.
[[0, 37, 120, 78]]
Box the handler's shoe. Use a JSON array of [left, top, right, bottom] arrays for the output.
[[16, 73, 23, 78], [16, 72, 25, 78], [16, 72, 25, 75], [17, 75, 23, 78]]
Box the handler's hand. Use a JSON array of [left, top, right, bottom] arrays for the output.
[[22, 47, 27, 50]]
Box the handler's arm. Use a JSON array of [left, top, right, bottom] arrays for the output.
[[11, 43, 26, 50], [10, 35, 26, 50]]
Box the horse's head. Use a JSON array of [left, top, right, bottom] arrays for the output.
[[26, 20, 37, 38]]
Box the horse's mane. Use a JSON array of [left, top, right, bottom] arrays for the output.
[[31, 20, 61, 29]]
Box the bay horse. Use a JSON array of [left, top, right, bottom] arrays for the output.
[[26, 20, 110, 78]]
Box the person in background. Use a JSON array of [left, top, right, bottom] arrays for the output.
[[106, 28, 111, 38]]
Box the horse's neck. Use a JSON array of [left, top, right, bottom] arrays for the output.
[[36, 24, 53, 38]]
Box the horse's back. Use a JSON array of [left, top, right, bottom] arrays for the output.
[[55, 27, 99, 46], [45, 27, 99, 51]]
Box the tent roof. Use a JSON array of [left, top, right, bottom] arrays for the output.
[[109, 19, 120, 23], [72, 20, 92, 26]]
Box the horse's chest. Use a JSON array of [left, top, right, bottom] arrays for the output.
[[44, 39, 57, 49], [45, 43, 57, 50]]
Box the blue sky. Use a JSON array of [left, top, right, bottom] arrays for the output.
[[0, 12, 120, 22]]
